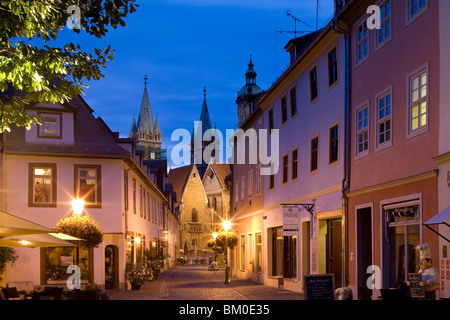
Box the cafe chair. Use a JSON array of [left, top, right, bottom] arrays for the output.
[[1, 287, 20, 300]]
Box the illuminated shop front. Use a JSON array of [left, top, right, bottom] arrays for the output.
[[43, 246, 93, 285]]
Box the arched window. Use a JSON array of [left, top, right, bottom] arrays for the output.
[[191, 208, 198, 222]]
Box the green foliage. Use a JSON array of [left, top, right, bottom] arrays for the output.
[[125, 260, 147, 285], [0, 247, 19, 281], [55, 214, 103, 249], [0, 0, 138, 132], [207, 230, 238, 251]]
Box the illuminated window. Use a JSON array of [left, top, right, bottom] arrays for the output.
[[44, 246, 91, 284], [409, 70, 428, 133], [38, 113, 61, 138], [255, 232, 262, 273], [75, 165, 101, 208], [240, 235, 246, 271], [29, 163, 56, 207]]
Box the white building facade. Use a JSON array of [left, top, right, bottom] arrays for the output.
[[0, 92, 178, 290]]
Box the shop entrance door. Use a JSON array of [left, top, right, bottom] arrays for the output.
[[357, 207, 373, 299], [326, 219, 342, 289], [105, 245, 119, 289]]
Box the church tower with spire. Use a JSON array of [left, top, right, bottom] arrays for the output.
[[130, 75, 166, 161], [237, 56, 264, 127], [191, 87, 214, 179]]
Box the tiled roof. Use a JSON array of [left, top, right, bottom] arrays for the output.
[[3, 94, 130, 158], [211, 163, 231, 187], [166, 165, 194, 200]]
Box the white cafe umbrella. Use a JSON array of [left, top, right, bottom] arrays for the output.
[[0, 233, 78, 248], [424, 205, 450, 243], [0, 210, 54, 238]]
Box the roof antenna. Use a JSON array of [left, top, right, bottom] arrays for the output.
[[316, 0, 321, 31], [276, 9, 313, 37]]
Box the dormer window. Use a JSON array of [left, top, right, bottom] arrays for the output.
[[38, 112, 62, 139], [290, 49, 296, 64]]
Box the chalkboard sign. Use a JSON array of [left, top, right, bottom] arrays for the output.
[[408, 273, 425, 298], [303, 274, 335, 300]]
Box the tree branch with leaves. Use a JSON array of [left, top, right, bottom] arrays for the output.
[[0, 0, 138, 132]]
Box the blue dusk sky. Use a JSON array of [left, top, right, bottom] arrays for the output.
[[60, 0, 335, 168]]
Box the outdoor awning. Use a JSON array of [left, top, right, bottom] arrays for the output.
[[0, 210, 53, 238], [424, 205, 450, 243], [49, 233, 84, 241], [0, 233, 77, 248]]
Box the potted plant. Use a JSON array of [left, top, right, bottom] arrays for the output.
[[143, 249, 162, 281], [0, 248, 18, 282], [126, 261, 146, 290], [82, 282, 101, 300]]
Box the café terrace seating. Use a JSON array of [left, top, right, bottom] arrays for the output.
[[0, 287, 20, 300]]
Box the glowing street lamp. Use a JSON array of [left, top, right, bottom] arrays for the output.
[[71, 199, 85, 216], [223, 221, 231, 232], [223, 220, 231, 284]]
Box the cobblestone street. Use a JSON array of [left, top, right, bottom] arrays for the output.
[[107, 265, 304, 300]]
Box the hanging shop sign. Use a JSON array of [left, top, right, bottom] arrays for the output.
[[283, 206, 300, 236]]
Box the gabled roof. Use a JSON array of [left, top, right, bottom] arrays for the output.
[[203, 162, 231, 189], [3, 94, 130, 158], [166, 164, 195, 200]]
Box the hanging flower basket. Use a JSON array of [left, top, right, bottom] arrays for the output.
[[207, 230, 238, 251], [55, 214, 103, 249]]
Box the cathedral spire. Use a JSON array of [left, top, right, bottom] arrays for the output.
[[199, 86, 212, 136], [137, 75, 154, 134], [130, 113, 137, 135], [154, 112, 161, 134]]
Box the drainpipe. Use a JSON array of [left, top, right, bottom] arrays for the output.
[[123, 163, 134, 289], [331, 17, 351, 288]]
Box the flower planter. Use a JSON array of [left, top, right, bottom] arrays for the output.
[[131, 283, 141, 290]]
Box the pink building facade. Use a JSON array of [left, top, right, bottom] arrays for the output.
[[338, 0, 446, 299]]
